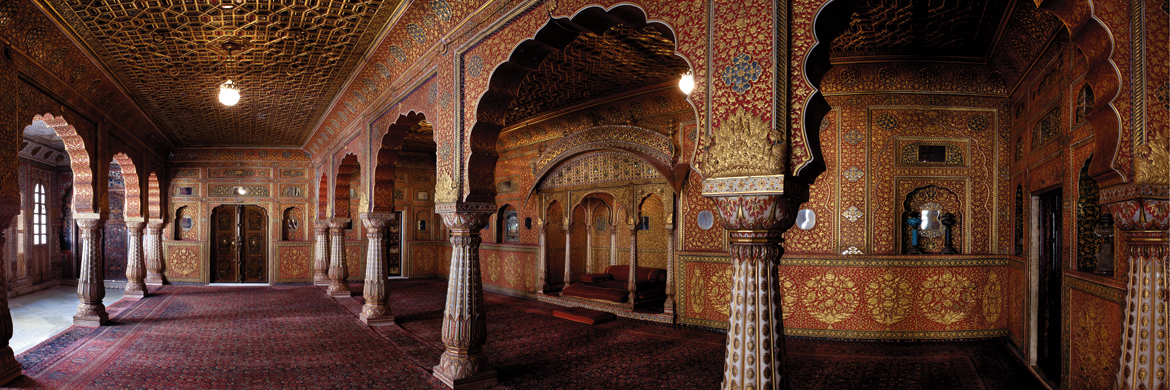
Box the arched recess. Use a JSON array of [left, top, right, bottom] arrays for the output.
[[30, 114, 95, 214], [334, 154, 359, 219], [545, 200, 566, 286], [466, 5, 691, 203], [283, 206, 305, 241], [146, 172, 162, 220], [802, 0, 1124, 185], [371, 111, 426, 213], [524, 126, 681, 202], [111, 153, 142, 220]]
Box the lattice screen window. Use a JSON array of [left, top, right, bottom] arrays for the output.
[[34, 184, 46, 245]]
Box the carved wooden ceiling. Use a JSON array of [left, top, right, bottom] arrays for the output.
[[41, 0, 400, 147], [504, 24, 689, 125], [830, 0, 1016, 63], [402, 120, 435, 154]]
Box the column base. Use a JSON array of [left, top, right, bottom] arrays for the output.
[[432, 359, 497, 390], [314, 273, 330, 286], [124, 283, 148, 299], [328, 283, 351, 298], [663, 297, 676, 316], [0, 347, 20, 386], [144, 275, 164, 286], [73, 303, 109, 327], [360, 305, 395, 326]]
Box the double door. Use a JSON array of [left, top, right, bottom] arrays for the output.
[[212, 205, 266, 283]]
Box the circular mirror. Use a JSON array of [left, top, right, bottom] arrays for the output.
[[697, 210, 714, 230], [796, 209, 816, 230]]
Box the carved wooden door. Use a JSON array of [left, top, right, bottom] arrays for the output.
[[241, 206, 266, 282], [387, 211, 401, 277], [211, 206, 239, 283], [211, 205, 267, 283], [1036, 189, 1062, 383]]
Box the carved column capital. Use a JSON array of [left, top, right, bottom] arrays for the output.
[[328, 218, 350, 232], [313, 220, 331, 234], [441, 212, 491, 232]]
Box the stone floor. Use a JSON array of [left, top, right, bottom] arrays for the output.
[[10, 285, 124, 354]]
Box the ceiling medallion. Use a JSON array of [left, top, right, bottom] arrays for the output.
[[219, 80, 240, 106]]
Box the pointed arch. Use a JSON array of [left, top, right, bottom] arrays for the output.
[[111, 153, 142, 220], [317, 172, 330, 219], [466, 4, 693, 203], [334, 154, 359, 219], [146, 172, 161, 220], [30, 114, 95, 214], [372, 111, 426, 213]]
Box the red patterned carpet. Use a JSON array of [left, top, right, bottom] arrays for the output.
[[11, 279, 1042, 389]]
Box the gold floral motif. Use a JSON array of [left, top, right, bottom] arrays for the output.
[[280, 248, 309, 278], [867, 272, 912, 325], [689, 264, 733, 317], [804, 273, 859, 324], [1074, 296, 1116, 389], [434, 170, 458, 203], [779, 275, 797, 320], [920, 271, 976, 325], [697, 109, 787, 179], [983, 270, 1003, 323], [168, 247, 198, 275], [1135, 130, 1169, 185]]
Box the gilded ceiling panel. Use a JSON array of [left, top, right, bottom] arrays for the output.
[[829, 0, 1014, 62], [42, 0, 400, 146], [505, 24, 689, 124]]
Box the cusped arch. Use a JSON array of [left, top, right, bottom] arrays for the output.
[[31, 114, 96, 214], [317, 172, 329, 219], [333, 154, 360, 219], [467, 4, 692, 203], [147, 172, 162, 220], [372, 111, 427, 213], [111, 153, 142, 220]]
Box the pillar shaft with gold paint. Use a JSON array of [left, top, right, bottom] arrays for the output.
[[123, 220, 147, 299], [313, 221, 330, 285], [432, 211, 497, 389], [143, 220, 164, 285], [360, 213, 394, 325], [1110, 194, 1170, 390], [327, 219, 350, 298], [74, 216, 108, 326]]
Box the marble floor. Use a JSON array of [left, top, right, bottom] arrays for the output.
[[9, 285, 124, 354]]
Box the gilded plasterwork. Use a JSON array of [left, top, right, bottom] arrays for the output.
[[540, 152, 659, 189], [920, 271, 976, 325], [697, 109, 786, 179], [804, 273, 859, 325], [867, 272, 912, 325], [983, 270, 1002, 323]]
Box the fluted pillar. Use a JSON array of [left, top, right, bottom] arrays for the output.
[[627, 224, 638, 308], [536, 220, 550, 294], [359, 213, 394, 326], [610, 225, 618, 266], [0, 207, 23, 383], [562, 224, 572, 287], [709, 194, 801, 390], [664, 223, 676, 316], [313, 221, 331, 285], [432, 210, 497, 389], [123, 219, 147, 299], [585, 220, 594, 273], [1111, 194, 1170, 390], [327, 219, 351, 298], [143, 220, 164, 285], [74, 215, 108, 326]]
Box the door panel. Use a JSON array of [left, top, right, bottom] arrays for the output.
[[1036, 190, 1062, 382], [211, 205, 266, 283]]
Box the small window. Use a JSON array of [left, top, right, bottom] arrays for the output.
[[178, 187, 194, 196], [918, 145, 947, 163], [33, 184, 46, 245]]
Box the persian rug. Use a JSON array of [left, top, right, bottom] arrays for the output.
[[12, 285, 440, 389]]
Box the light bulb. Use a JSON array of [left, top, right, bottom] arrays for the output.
[[678, 72, 694, 95], [219, 80, 240, 106]]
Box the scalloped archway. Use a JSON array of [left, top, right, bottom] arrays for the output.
[[371, 112, 427, 213], [111, 153, 142, 220], [30, 114, 96, 215]]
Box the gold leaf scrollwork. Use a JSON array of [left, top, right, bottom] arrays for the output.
[[920, 271, 976, 325], [867, 272, 912, 325], [983, 270, 1003, 323], [804, 273, 858, 324], [434, 170, 458, 203], [1135, 130, 1169, 185], [779, 275, 797, 320], [697, 109, 787, 179]]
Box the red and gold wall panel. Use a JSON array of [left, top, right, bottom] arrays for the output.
[[344, 242, 366, 282], [480, 244, 537, 295], [162, 242, 204, 283], [274, 243, 313, 283], [1064, 273, 1125, 390], [408, 241, 446, 277]]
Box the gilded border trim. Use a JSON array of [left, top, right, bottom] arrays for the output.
[[778, 257, 1008, 267], [1064, 274, 1126, 303], [785, 327, 1008, 339]]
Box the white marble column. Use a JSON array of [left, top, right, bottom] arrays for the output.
[[609, 225, 618, 266], [432, 210, 497, 389], [664, 224, 676, 316], [359, 213, 394, 326], [327, 219, 351, 298], [536, 220, 550, 294], [123, 219, 147, 299], [313, 220, 331, 285], [627, 224, 638, 308], [585, 220, 594, 274], [143, 220, 164, 286], [1112, 196, 1170, 390], [562, 225, 572, 287], [74, 215, 108, 326]]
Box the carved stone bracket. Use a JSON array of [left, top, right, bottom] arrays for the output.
[[433, 211, 497, 389]]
